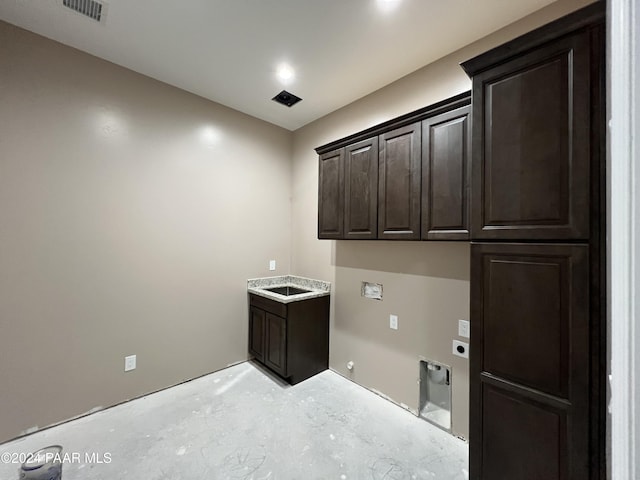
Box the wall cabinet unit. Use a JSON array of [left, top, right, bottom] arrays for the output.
[[316, 93, 470, 241], [462, 3, 605, 479], [378, 123, 421, 240], [421, 105, 470, 240], [344, 138, 378, 239], [469, 32, 592, 240], [318, 149, 344, 239], [248, 293, 330, 385]]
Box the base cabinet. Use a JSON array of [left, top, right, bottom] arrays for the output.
[[470, 243, 590, 480], [248, 294, 330, 385], [264, 312, 287, 377], [248, 306, 265, 363]]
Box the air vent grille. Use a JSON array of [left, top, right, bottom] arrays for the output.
[[63, 0, 103, 22], [272, 90, 302, 108]]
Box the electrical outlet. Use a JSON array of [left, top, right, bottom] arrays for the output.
[[124, 355, 137, 372], [269, 260, 276, 271], [389, 314, 398, 330], [458, 319, 470, 338], [452, 340, 469, 359]]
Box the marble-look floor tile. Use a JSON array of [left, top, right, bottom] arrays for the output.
[[0, 362, 468, 479]]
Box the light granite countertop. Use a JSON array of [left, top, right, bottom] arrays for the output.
[[247, 275, 331, 304]]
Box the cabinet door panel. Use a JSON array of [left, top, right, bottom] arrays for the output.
[[265, 312, 287, 377], [470, 243, 589, 480], [378, 123, 421, 240], [345, 138, 378, 239], [471, 30, 591, 239], [318, 149, 344, 239], [248, 307, 265, 362], [482, 381, 567, 480], [422, 105, 470, 239]]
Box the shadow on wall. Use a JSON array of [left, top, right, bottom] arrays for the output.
[[334, 241, 469, 281]]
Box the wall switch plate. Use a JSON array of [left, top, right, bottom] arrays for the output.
[[269, 260, 276, 271], [125, 355, 137, 372], [452, 340, 469, 359], [458, 319, 470, 338], [389, 314, 398, 330]]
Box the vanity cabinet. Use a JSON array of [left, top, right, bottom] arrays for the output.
[[248, 306, 266, 363], [316, 93, 470, 241], [248, 293, 330, 385]]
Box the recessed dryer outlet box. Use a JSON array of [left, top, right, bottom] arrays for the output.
[[452, 340, 469, 359]]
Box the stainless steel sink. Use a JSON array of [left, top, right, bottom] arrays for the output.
[[264, 286, 312, 296]]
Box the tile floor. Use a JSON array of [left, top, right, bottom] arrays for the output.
[[0, 362, 468, 479]]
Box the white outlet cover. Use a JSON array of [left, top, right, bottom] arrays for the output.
[[269, 260, 276, 271], [125, 355, 137, 372], [390, 314, 398, 330], [458, 319, 470, 338], [452, 340, 469, 359]]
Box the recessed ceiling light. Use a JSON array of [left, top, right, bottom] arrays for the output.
[[276, 63, 295, 84], [376, 0, 401, 12]]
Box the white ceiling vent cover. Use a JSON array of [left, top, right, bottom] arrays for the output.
[[63, 0, 105, 22]]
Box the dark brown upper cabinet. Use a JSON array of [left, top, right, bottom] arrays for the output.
[[421, 105, 470, 240], [378, 123, 422, 240], [464, 28, 594, 240], [317, 149, 344, 239], [344, 138, 378, 239], [315, 92, 471, 241]]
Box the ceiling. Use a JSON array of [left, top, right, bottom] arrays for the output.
[[0, 0, 556, 130]]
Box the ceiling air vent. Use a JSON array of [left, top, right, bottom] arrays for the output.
[[63, 0, 104, 22], [272, 90, 302, 108]]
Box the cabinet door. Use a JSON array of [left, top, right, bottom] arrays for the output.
[[470, 30, 592, 240], [378, 122, 421, 240], [422, 105, 470, 240], [248, 306, 265, 362], [470, 243, 589, 480], [264, 312, 287, 377], [318, 148, 344, 239], [344, 138, 378, 239]]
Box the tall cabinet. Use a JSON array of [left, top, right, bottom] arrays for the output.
[[461, 3, 605, 479]]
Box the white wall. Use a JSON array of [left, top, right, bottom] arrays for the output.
[[608, 0, 640, 476]]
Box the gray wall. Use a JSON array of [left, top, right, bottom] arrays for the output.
[[290, 0, 595, 439], [0, 21, 292, 442]]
